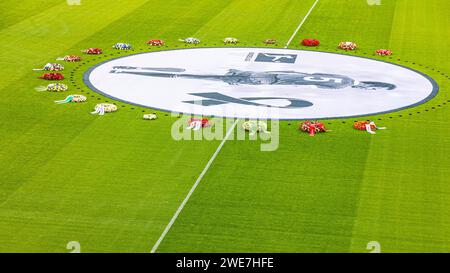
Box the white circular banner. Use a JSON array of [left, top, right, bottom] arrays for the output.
[[84, 48, 438, 119]]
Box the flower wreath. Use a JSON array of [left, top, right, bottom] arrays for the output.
[[35, 83, 68, 92], [353, 121, 386, 134], [39, 73, 64, 80], [299, 121, 328, 136], [33, 63, 64, 71], [375, 49, 393, 56], [54, 94, 87, 104], [264, 39, 277, 45], [242, 121, 269, 135], [82, 48, 103, 54], [189, 118, 211, 127], [113, 43, 132, 50], [301, 39, 320, 47], [143, 113, 158, 120], [147, 39, 164, 46], [91, 103, 118, 115], [224, 37, 239, 44], [338, 41, 358, 51], [56, 55, 81, 62], [179, 38, 201, 44]]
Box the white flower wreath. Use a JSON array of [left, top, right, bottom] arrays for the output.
[[143, 113, 157, 120], [91, 103, 118, 115], [242, 121, 269, 135]]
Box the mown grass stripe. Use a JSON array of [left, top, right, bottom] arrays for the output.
[[284, 0, 319, 48], [150, 120, 239, 253]]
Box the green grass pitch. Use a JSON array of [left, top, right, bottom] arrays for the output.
[[0, 0, 449, 252]]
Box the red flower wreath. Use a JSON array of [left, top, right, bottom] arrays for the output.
[[353, 121, 376, 131], [375, 49, 393, 56], [147, 39, 164, 46], [299, 121, 327, 136], [188, 118, 211, 128], [82, 48, 103, 54], [38, 73, 64, 80], [301, 39, 320, 47]]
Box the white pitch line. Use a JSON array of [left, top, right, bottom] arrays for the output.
[[284, 0, 319, 48], [150, 119, 239, 253]]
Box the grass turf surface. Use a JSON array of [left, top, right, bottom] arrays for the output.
[[0, 0, 449, 252]]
